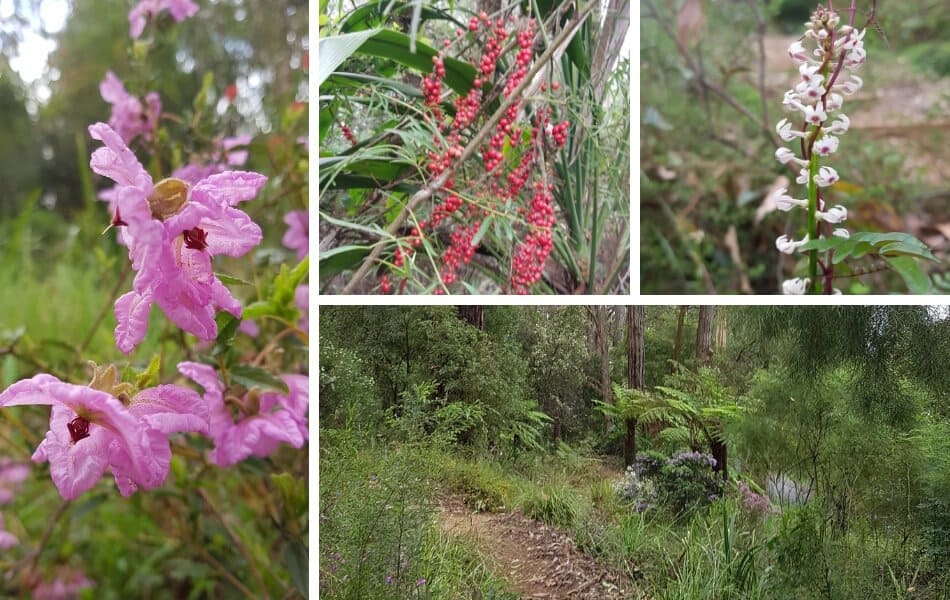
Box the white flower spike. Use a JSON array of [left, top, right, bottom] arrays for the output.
[[771, 4, 867, 294]]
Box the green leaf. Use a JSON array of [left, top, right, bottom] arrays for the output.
[[340, 0, 464, 33], [318, 29, 382, 87], [229, 364, 290, 393], [212, 313, 241, 358], [320, 244, 372, 280], [134, 355, 162, 390], [324, 72, 423, 97], [470, 217, 492, 248], [354, 30, 477, 96], [285, 539, 309, 598], [215, 272, 252, 286], [884, 256, 932, 294]]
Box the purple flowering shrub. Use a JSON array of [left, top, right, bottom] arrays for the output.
[[0, 1, 308, 596], [615, 451, 724, 515]]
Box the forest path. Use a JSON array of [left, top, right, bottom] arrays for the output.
[[437, 494, 635, 599]]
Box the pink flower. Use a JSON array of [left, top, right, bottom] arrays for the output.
[[129, 0, 199, 39], [178, 362, 308, 467], [99, 71, 161, 144], [88, 122, 266, 353], [32, 569, 94, 600], [171, 135, 253, 185], [0, 373, 208, 500], [238, 319, 260, 338], [0, 459, 30, 505], [0, 514, 18, 549], [282, 210, 309, 260]]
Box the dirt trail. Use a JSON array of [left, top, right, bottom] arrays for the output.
[[437, 495, 634, 599]]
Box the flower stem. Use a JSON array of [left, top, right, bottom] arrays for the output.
[[807, 152, 819, 293]]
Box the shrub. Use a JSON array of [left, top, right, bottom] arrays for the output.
[[441, 459, 513, 513], [616, 450, 723, 515]]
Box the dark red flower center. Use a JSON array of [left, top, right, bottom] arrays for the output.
[[67, 416, 91, 443], [112, 208, 127, 227], [183, 227, 208, 251]]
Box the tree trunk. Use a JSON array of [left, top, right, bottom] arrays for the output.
[[456, 306, 485, 330], [670, 305, 687, 372], [695, 306, 715, 367], [587, 307, 613, 432], [625, 306, 645, 467], [696, 306, 727, 479]]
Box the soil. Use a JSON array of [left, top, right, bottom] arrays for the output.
[[437, 495, 636, 599]]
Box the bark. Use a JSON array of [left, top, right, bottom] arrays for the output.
[[587, 307, 612, 433], [456, 306, 485, 330], [670, 305, 687, 372], [696, 306, 727, 479], [695, 306, 715, 366], [625, 306, 645, 467]]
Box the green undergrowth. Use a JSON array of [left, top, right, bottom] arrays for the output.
[[319, 431, 517, 600]]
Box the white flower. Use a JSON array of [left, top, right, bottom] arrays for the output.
[[825, 93, 844, 112], [776, 234, 810, 254], [799, 63, 822, 86], [836, 74, 863, 95], [838, 28, 865, 51], [788, 41, 808, 64], [814, 135, 839, 156], [817, 204, 848, 223], [833, 288, 843, 295], [814, 166, 839, 187], [845, 46, 866, 68], [782, 278, 810, 295], [832, 227, 850, 238], [796, 80, 827, 104], [775, 147, 806, 166], [796, 167, 810, 185], [776, 118, 807, 141], [827, 113, 849, 135], [802, 104, 827, 125], [772, 187, 807, 211]]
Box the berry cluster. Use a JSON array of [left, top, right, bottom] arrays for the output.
[[378, 14, 569, 294], [341, 123, 357, 145], [510, 182, 555, 293]]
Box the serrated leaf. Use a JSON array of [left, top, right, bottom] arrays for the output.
[[884, 256, 932, 294], [229, 364, 289, 393]]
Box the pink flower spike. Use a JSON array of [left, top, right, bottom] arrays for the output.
[[282, 210, 309, 260]]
